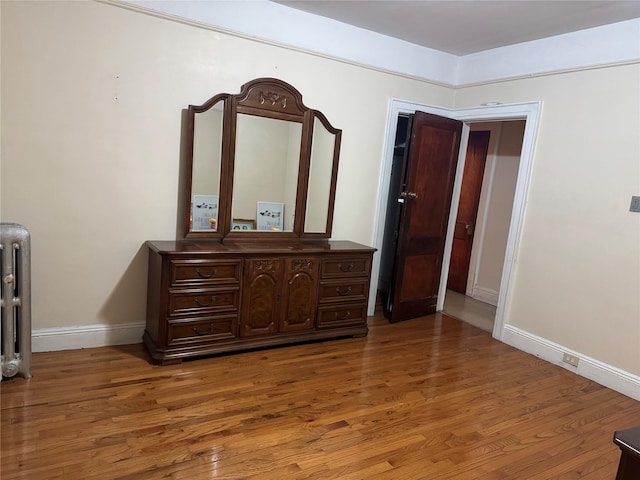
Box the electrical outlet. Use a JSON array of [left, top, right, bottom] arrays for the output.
[[630, 196, 640, 213], [562, 353, 580, 367]]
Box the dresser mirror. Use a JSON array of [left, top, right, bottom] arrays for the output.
[[305, 114, 340, 234], [189, 99, 224, 232], [232, 114, 302, 232], [182, 78, 341, 241]]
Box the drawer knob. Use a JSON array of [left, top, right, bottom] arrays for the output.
[[196, 267, 218, 279], [192, 324, 214, 335], [335, 311, 351, 320], [194, 295, 217, 307], [335, 286, 352, 296], [338, 263, 354, 272]]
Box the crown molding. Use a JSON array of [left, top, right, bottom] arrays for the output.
[[104, 1, 640, 88]]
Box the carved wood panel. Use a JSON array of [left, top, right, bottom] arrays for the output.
[[236, 79, 306, 118], [280, 258, 319, 332], [241, 259, 283, 337]]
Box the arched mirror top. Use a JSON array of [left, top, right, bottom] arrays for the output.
[[233, 77, 309, 120], [182, 78, 341, 242]]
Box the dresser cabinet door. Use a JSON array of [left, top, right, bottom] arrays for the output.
[[280, 258, 319, 332], [241, 258, 283, 336]]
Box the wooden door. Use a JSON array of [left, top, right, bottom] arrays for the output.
[[447, 130, 491, 293], [388, 111, 463, 323], [280, 257, 319, 332], [241, 258, 283, 336]]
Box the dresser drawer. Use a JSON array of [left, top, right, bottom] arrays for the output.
[[170, 260, 241, 287], [168, 288, 239, 317], [317, 303, 367, 329], [321, 256, 371, 279], [168, 315, 237, 345], [318, 279, 369, 304]]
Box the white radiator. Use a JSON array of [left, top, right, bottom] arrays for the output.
[[1, 223, 32, 379]]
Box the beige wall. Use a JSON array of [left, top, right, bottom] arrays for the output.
[[1, 1, 452, 330], [2, 1, 638, 379], [455, 65, 640, 375]]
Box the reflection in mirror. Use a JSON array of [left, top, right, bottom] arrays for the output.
[[232, 114, 302, 232], [190, 101, 223, 232], [305, 117, 335, 233]]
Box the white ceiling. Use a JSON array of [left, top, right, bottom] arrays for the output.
[[272, 1, 640, 55]]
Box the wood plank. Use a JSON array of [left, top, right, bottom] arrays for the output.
[[2, 311, 638, 479]]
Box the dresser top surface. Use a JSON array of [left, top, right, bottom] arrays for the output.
[[146, 239, 375, 255], [614, 426, 640, 458]]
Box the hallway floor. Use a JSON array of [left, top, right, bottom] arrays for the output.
[[443, 289, 496, 333]]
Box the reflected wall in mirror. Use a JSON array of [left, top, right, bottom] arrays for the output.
[[305, 115, 339, 234], [232, 114, 302, 232], [190, 100, 224, 233]]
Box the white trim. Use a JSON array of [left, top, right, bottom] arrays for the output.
[[32, 323, 145, 352], [452, 102, 542, 342], [106, 0, 457, 87], [456, 58, 640, 89], [107, 1, 640, 87], [470, 286, 498, 306], [456, 19, 640, 86], [503, 325, 640, 401], [369, 100, 541, 346]]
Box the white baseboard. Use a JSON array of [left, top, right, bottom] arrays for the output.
[[470, 286, 498, 306], [32, 323, 145, 352], [502, 324, 640, 401], [30, 321, 640, 401]]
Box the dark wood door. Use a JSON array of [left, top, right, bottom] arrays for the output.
[[241, 258, 283, 336], [280, 257, 318, 332], [447, 130, 491, 293], [389, 111, 463, 322]]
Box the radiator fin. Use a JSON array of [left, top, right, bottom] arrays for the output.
[[1, 223, 31, 380]]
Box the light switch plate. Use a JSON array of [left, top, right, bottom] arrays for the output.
[[630, 196, 640, 213]]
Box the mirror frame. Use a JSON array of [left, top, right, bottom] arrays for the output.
[[303, 110, 342, 239], [182, 78, 341, 241], [182, 92, 230, 240]]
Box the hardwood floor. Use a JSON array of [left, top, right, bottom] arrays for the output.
[[2, 312, 637, 479]]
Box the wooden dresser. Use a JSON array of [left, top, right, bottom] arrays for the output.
[[614, 426, 640, 480], [145, 78, 376, 364], [144, 240, 375, 364]]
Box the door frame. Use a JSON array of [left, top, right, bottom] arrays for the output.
[[369, 99, 541, 341]]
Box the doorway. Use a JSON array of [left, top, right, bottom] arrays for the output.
[[445, 121, 525, 332], [368, 100, 541, 340]]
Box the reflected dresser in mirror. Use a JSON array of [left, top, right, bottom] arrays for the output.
[[144, 78, 375, 364]]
